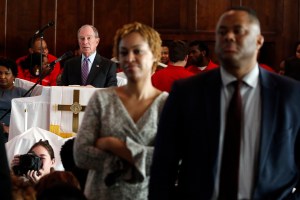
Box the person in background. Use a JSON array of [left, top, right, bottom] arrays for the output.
[[152, 40, 194, 92], [0, 57, 27, 141], [11, 174, 36, 200], [35, 171, 82, 198], [156, 41, 170, 71], [149, 6, 300, 199], [73, 22, 168, 200], [186, 40, 218, 74], [160, 41, 170, 65], [60, 138, 88, 190], [282, 41, 300, 81], [11, 140, 56, 184], [36, 183, 87, 200], [61, 24, 117, 87], [16, 37, 61, 84], [18, 52, 58, 86]]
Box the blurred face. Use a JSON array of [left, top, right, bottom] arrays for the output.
[[188, 45, 204, 66], [296, 44, 300, 59], [160, 46, 169, 64], [31, 145, 55, 175], [118, 32, 155, 81], [0, 66, 14, 89], [30, 39, 49, 57], [78, 26, 100, 57], [215, 10, 263, 68]]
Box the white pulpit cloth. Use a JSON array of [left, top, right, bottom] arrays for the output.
[[9, 81, 51, 140], [14, 78, 45, 96], [49, 86, 101, 136]]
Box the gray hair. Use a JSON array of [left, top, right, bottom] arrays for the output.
[[77, 24, 99, 38]]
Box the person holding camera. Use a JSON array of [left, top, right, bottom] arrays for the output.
[[11, 140, 55, 184]]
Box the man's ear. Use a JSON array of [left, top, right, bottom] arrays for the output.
[[184, 55, 189, 62], [257, 34, 264, 50]]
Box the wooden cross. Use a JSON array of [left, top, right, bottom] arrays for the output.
[[57, 90, 86, 133]]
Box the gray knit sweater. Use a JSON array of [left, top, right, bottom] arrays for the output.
[[74, 87, 168, 200]]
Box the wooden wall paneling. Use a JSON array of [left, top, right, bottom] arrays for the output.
[[94, 0, 131, 58], [192, 0, 232, 63], [0, 0, 6, 56], [299, 0, 300, 40], [6, 0, 56, 60], [56, 0, 94, 57], [240, 0, 283, 68], [281, 0, 300, 59], [154, 0, 182, 31], [130, 0, 154, 26], [196, 0, 231, 32]]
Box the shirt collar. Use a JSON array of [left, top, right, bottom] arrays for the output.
[[82, 51, 97, 63], [220, 63, 259, 88]]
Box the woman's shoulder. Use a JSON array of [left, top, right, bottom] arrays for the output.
[[90, 87, 118, 104], [156, 90, 169, 102]]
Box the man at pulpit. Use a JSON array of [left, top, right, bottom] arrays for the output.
[[61, 24, 117, 88]]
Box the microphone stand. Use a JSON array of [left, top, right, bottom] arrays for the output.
[[38, 32, 44, 85], [0, 65, 54, 122]]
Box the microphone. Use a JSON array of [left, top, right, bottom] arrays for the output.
[[48, 51, 73, 68], [33, 21, 55, 36]]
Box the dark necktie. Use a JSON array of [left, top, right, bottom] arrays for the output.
[[81, 58, 89, 85], [219, 80, 242, 200]]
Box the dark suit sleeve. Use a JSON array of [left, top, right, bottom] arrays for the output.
[[104, 61, 117, 87], [0, 126, 12, 200], [61, 60, 70, 86], [149, 81, 184, 200]]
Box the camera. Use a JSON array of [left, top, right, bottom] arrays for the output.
[[12, 153, 42, 176]]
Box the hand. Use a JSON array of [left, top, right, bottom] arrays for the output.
[[11, 155, 20, 167], [3, 124, 9, 134], [96, 137, 133, 164], [26, 170, 42, 183]]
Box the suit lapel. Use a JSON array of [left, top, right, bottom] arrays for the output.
[[86, 53, 102, 84], [255, 68, 279, 182], [75, 56, 82, 84], [203, 70, 222, 172]]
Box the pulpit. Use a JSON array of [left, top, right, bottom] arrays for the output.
[[49, 86, 101, 137], [9, 84, 101, 140]]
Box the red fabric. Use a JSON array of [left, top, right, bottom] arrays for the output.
[[259, 63, 276, 73], [16, 54, 61, 86], [186, 60, 218, 74], [151, 65, 194, 92]]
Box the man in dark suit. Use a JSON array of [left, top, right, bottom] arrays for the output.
[[149, 6, 300, 200], [61, 24, 117, 87]]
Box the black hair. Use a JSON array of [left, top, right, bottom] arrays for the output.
[[27, 36, 47, 49], [169, 40, 188, 62], [29, 139, 55, 160], [60, 138, 88, 190], [0, 56, 18, 77], [189, 40, 210, 57], [226, 6, 260, 27]]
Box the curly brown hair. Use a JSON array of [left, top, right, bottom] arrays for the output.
[[112, 22, 162, 71]]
